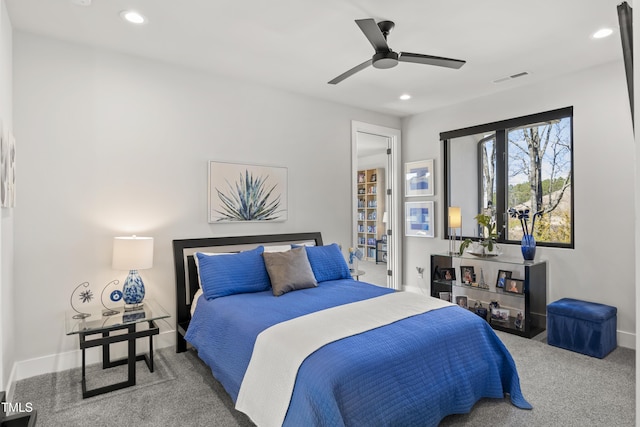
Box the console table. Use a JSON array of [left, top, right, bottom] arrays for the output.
[[430, 253, 547, 338]]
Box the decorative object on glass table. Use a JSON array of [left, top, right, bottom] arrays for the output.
[[438, 267, 456, 281], [474, 301, 488, 320], [491, 308, 510, 323], [70, 281, 93, 319], [459, 210, 500, 257], [508, 207, 543, 261], [505, 278, 525, 294], [515, 311, 524, 329], [455, 295, 468, 309], [100, 279, 122, 316], [348, 247, 363, 271], [495, 270, 512, 290], [460, 266, 475, 285]]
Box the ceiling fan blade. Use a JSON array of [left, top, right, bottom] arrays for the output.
[[355, 19, 390, 52], [328, 59, 373, 85], [399, 52, 466, 69]]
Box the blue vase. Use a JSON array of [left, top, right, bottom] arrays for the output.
[[521, 234, 536, 261], [122, 269, 145, 307]]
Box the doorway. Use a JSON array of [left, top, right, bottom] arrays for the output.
[[351, 121, 401, 290]]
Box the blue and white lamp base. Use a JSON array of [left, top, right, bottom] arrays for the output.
[[122, 269, 145, 311]]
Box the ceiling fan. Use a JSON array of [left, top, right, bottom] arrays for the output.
[[328, 19, 466, 85]]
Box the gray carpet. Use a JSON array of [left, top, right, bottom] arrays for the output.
[[11, 331, 635, 426]]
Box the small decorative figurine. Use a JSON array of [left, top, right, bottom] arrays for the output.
[[70, 282, 93, 319]]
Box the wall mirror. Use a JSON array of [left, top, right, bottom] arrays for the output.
[[444, 131, 495, 239]]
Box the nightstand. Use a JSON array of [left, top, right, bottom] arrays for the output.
[[65, 299, 170, 398], [349, 268, 365, 281]]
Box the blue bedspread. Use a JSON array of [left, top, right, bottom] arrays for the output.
[[185, 279, 531, 426]]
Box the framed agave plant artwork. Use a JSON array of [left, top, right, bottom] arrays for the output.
[[208, 161, 288, 223]]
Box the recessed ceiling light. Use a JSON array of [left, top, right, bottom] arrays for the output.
[[592, 28, 613, 39], [120, 10, 146, 25], [399, 94, 411, 101]]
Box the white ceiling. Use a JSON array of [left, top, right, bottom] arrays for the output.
[[5, 0, 627, 117]]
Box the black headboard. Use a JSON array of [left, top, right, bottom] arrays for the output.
[[172, 232, 324, 352]]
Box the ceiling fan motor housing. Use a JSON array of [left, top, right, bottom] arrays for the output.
[[372, 51, 399, 69]]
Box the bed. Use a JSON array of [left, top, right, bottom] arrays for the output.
[[173, 232, 531, 426]]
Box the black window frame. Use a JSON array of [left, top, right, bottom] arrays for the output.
[[441, 106, 574, 249]]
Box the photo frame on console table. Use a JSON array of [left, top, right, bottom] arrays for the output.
[[404, 159, 434, 197], [208, 161, 288, 223], [505, 278, 524, 294], [405, 201, 434, 238]]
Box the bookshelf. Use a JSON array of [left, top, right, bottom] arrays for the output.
[[357, 168, 385, 261]]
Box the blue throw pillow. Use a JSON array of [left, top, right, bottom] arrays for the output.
[[196, 246, 270, 299], [305, 243, 352, 282]]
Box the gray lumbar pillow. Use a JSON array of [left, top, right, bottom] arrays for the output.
[[263, 246, 318, 296]]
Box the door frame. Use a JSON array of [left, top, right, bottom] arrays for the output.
[[351, 121, 402, 290]]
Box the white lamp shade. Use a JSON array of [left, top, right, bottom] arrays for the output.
[[112, 236, 154, 270], [448, 207, 462, 228]]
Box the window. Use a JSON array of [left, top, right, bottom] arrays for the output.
[[442, 107, 573, 248]]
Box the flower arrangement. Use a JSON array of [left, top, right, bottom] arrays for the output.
[[508, 208, 543, 240], [348, 247, 363, 265], [509, 208, 542, 260], [459, 212, 499, 255]]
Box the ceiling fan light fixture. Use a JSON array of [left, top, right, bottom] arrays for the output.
[[399, 94, 411, 100], [372, 51, 399, 69]]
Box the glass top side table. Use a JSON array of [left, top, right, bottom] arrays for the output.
[[65, 299, 170, 336], [65, 299, 170, 398]]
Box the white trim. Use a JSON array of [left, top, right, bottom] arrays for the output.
[[351, 121, 402, 290], [618, 330, 635, 350], [6, 329, 174, 385]]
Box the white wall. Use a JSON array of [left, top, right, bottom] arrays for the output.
[[11, 32, 400, 368], [402, 61, 636, 347], [0, 0, 13, 392]]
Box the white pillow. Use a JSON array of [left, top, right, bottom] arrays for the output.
[[191, 288, 203, 317], [262, 245, 292, 253]]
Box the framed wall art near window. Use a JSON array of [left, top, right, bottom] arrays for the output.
[[405, 201, 434, 238], [208, 161, 288, 223], [404, 159, 434, 197]]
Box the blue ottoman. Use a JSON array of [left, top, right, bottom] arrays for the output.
[[547, 298, 617, 358]]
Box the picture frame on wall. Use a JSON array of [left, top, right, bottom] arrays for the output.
[[208, 161, 288, 223], [404, 159, 434, 197], [405, 201, 434, 238]]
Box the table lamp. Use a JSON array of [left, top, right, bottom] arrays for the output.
[[448, 207, 461, 255], [112, 236, 154, 311]]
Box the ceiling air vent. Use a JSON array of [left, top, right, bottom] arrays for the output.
[[493, 72, 529, 84]]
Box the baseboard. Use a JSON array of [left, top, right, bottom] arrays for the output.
[[9, 329, 175, 386], [617, 330, 635, 349], [4, 361, 18, 405]]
